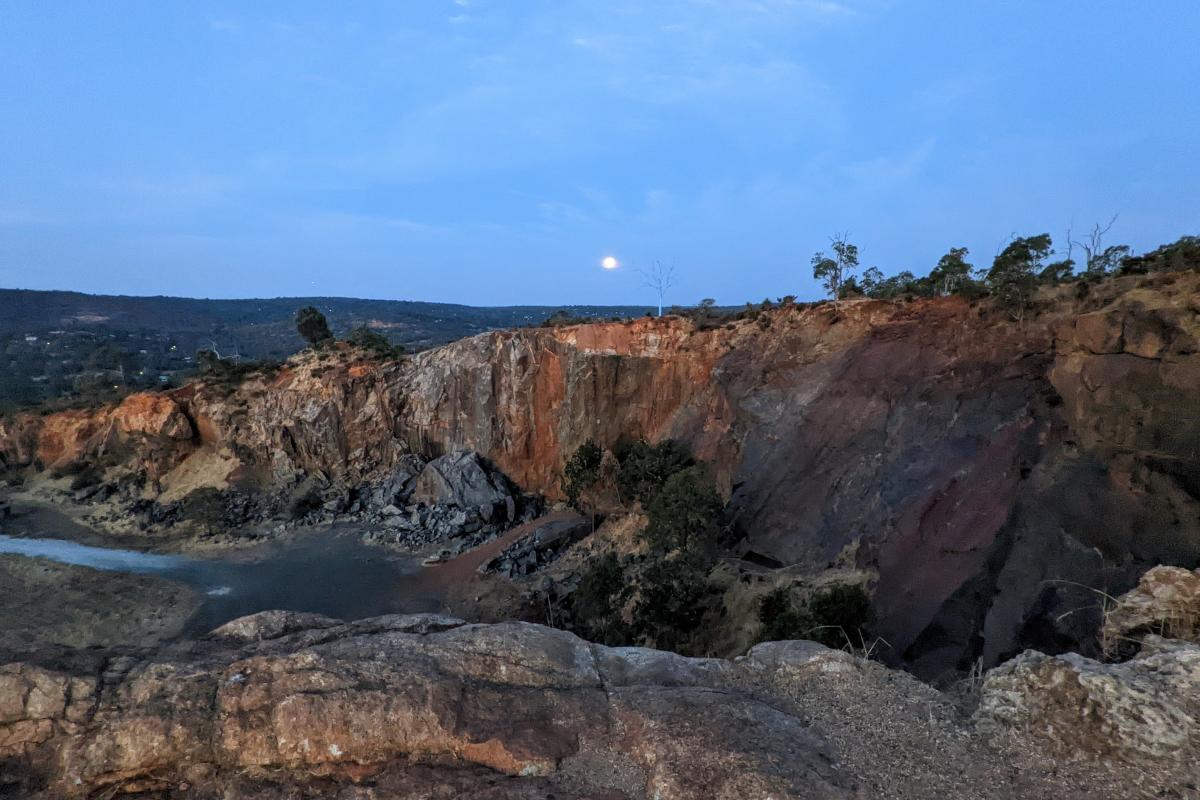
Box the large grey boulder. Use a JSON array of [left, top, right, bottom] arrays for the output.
[[411, 450, 516, 521]]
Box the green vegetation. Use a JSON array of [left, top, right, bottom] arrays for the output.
[[1119, 235, 1200, 274], [984, 234, 1055, 318], [615, 438, 695, 505], [629, 551, 712, 651], [177, 487, 228, 533], [345, 326, 406, 359], [642, 466, 724, 556], [195, 350, 280, 385], [566, 438, 726, 654], [811, 233, 859, 298], [569, 552, 632, 645], [814, 229, 1198, 311], [295, 306, 333, 345], [757, 583, 872, 649], [563, 438, 603, 507]]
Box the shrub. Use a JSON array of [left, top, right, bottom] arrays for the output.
[[806, 583, 872, 646], [68, 466, 101, 491], [296, 306, 333, 345], [196, 350, 281, 385], [1120, 235, 1200, 274], [616, 439, 694, 505], [757, 583, 872, 649], [346, 326, 405, 358], [642, 466, 723, 557], [178, 487, 227, 532], [758, 587, 813, 643], [563, 439, 603, 507], [631, 551, 712, 651], [570, 552, 632, 646], [541, 310, 589, 327]]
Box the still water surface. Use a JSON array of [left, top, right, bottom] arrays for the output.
[[0, 530, 443, 632]]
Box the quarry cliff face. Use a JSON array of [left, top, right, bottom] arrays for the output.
[[3, 272, 1199, 677]]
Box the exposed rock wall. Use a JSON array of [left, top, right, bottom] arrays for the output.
[[3, 273, 1199, 677]]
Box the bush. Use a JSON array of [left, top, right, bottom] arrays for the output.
[[178, 487, 227, 532], [758, 587, 813, 643], [196, 350, 280, 385], [1120, 235, 1200, 274], [616, 439, 695, 505], [757, 583, 872, 649], [541, 310, 589, 327], [642, 466, 723, 557], [570, 552, 632, 646], [630, 551, 712, 651], [563, 439, 603, 507], [296, 306, 333, 345], [346, 326, 405, 358]]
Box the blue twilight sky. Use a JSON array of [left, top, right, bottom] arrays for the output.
[[0, 2, 1197, 306]]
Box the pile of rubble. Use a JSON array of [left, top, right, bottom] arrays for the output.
[[479, 514, 592, 577], [45, 449, 542, 552]]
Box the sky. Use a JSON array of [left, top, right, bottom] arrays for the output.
[[1, 1, 1198, 307]]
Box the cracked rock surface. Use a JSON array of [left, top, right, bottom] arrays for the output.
[[3, 612, 1197, 799]]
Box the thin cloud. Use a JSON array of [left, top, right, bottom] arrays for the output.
[[843, 139, 937, 183]]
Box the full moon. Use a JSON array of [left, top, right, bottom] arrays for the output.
[[601, 256, 619, 270]]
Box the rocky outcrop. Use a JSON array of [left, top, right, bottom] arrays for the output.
[[0, 614, 854, 799], [0, 393, 194, 478], [4, 613, 1194, 799], [1101, 565, 1200, 656], [3, 273, 1199, 677], [976, 641, 1200, 769]]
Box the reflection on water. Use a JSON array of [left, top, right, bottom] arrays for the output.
[[0, 534, 187, 572], [0, 532, 444, 633]]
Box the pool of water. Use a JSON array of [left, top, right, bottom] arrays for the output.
[[0, 531, 445, 633]]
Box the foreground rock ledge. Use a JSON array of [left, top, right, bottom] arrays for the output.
[[1, 613, 850, 799], [3, 612, 1198, 799]]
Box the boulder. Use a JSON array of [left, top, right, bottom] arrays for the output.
[[360, 453, 425, 510], [1101, 565, 1200, 657], [210, 610, 341, 642], [411, 450, 516, 521], [975, 643, 1200, 768]]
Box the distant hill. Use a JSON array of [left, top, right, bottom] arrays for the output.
[[0, 289, 652, 411]]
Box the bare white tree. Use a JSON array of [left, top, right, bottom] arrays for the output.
[[638, 260, 676, 316], [1072, 214, 1129, 275]]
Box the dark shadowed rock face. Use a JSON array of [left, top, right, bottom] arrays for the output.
[[3, 273, 1199, 677]]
